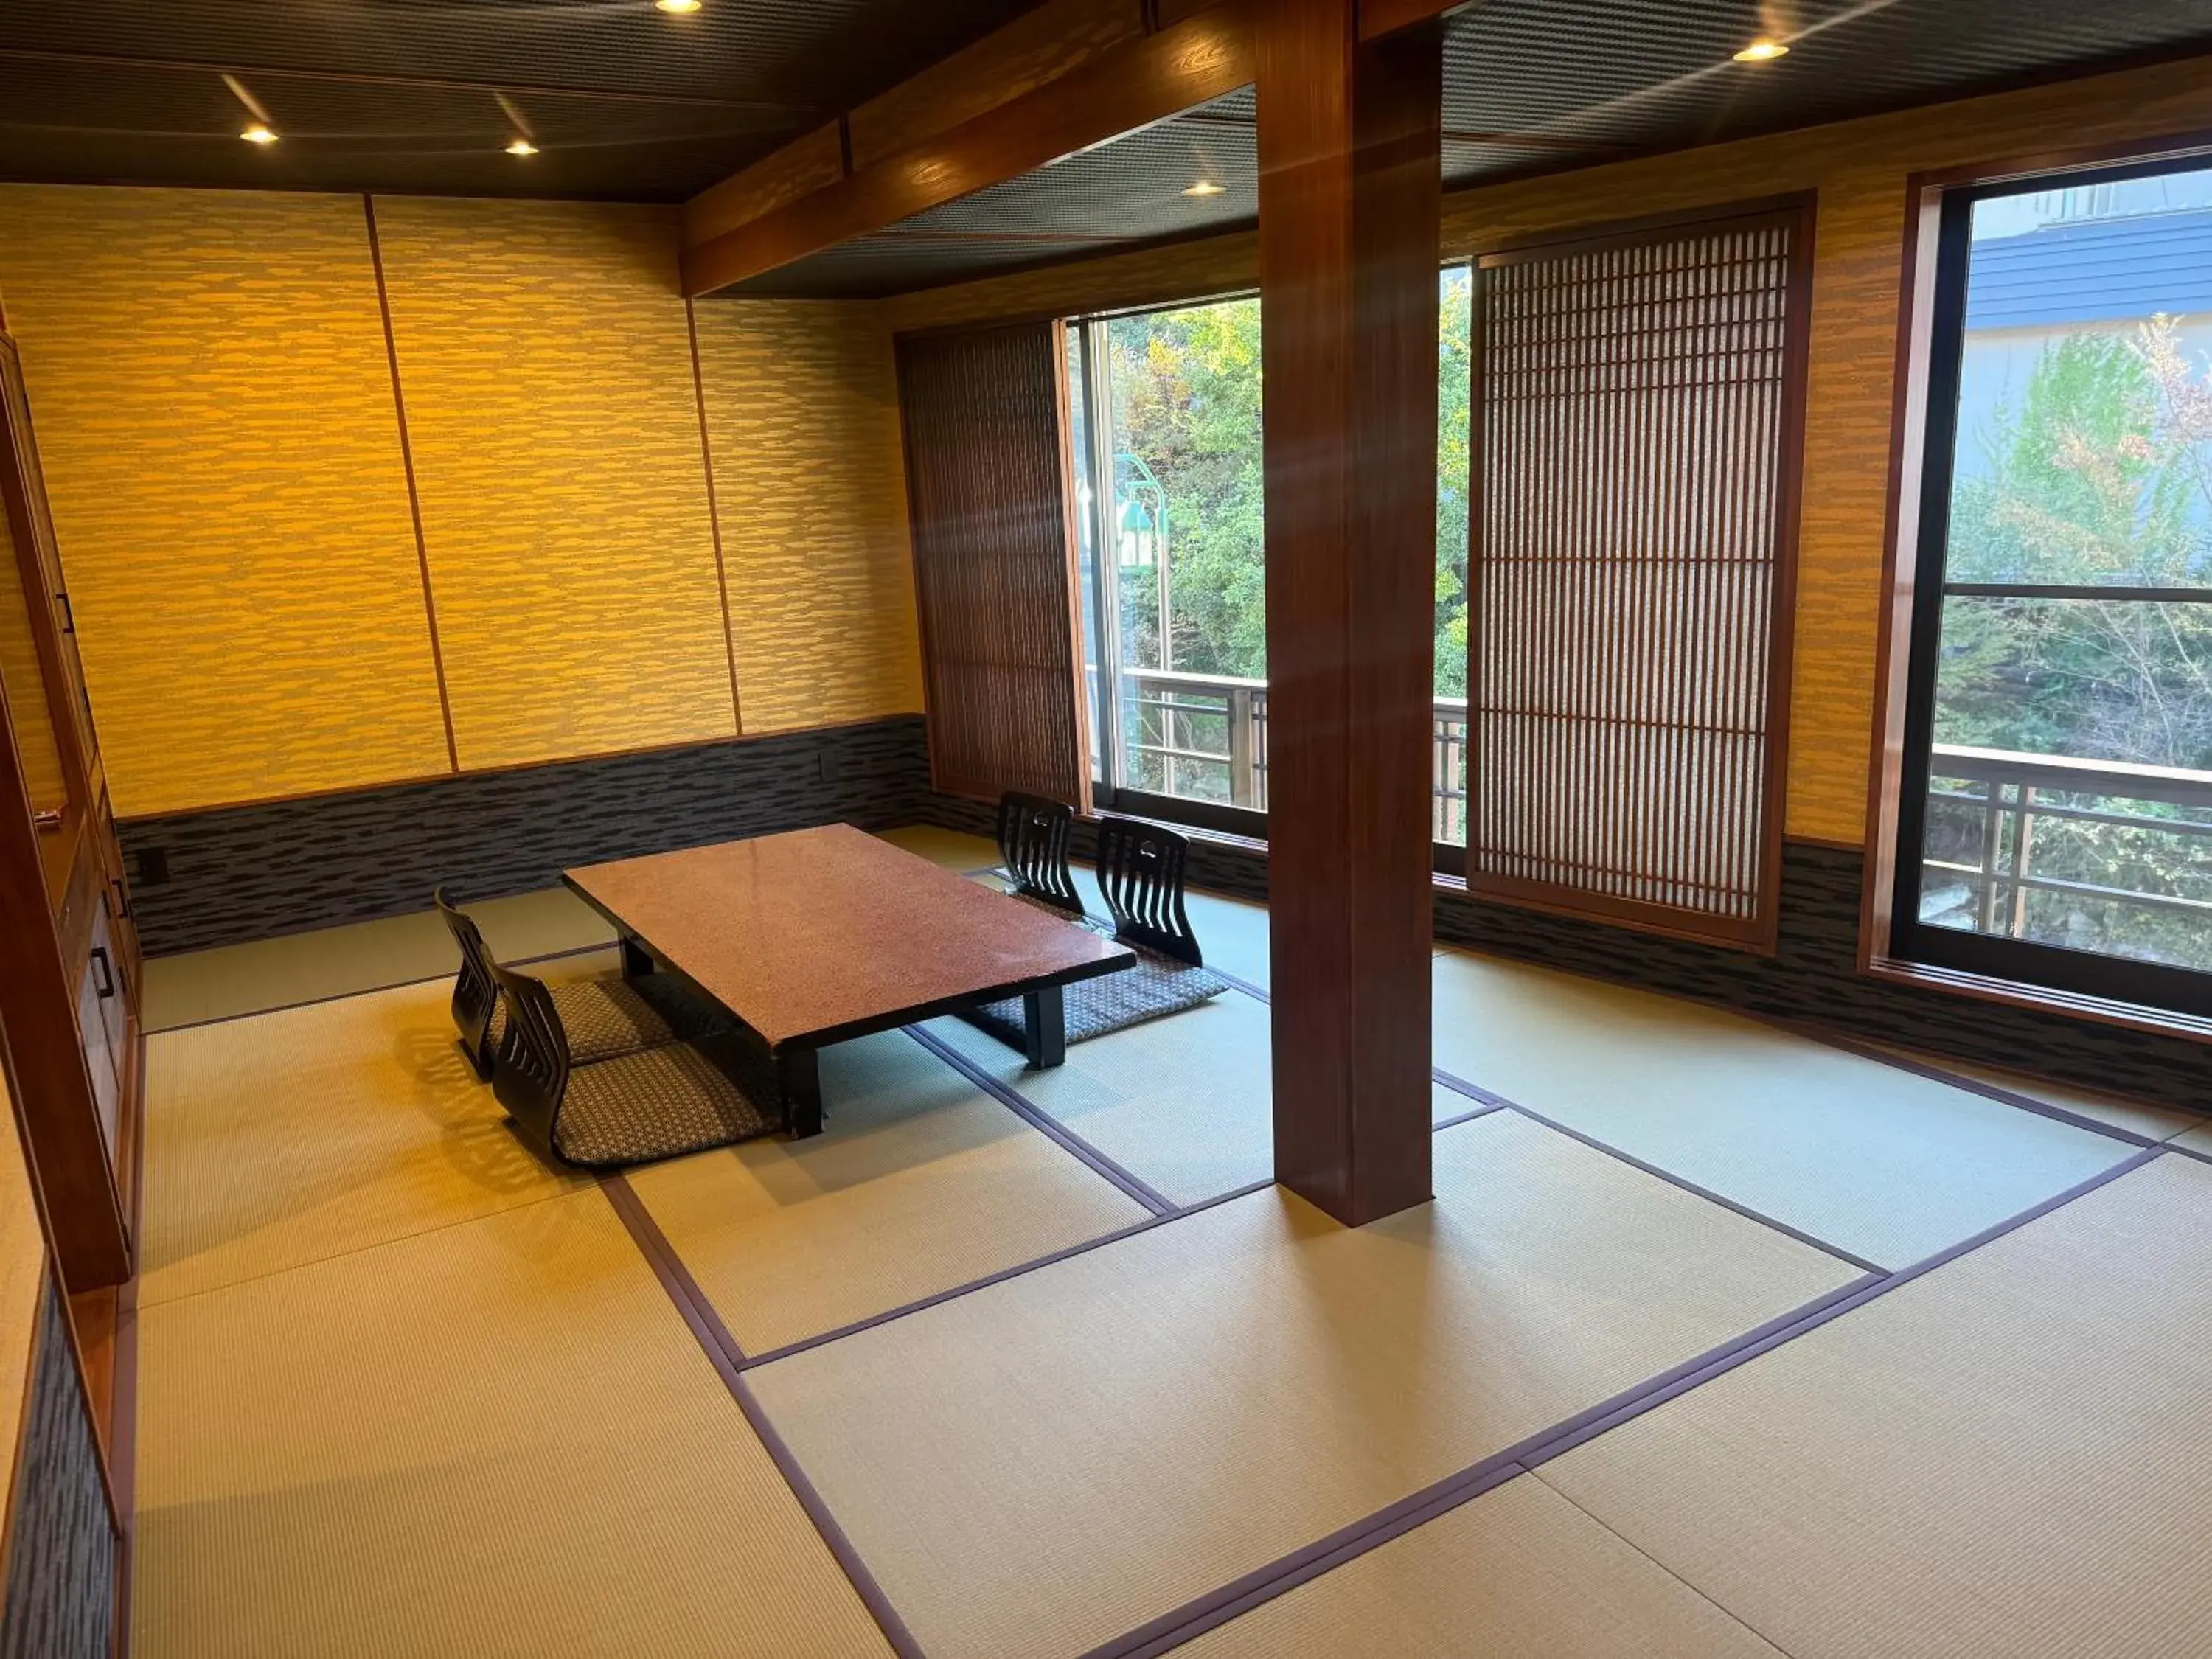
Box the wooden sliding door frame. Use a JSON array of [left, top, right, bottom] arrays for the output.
[[1457, 195, 1815, 953]]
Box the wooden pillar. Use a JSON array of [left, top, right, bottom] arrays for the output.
[[1258, 0, 1441, 1226]]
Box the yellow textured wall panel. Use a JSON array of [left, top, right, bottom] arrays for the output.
[[0, 509, 66, 812], [692, 299, 922, 732], [372, 198, 735, 768], [0, 187, 452, 817]]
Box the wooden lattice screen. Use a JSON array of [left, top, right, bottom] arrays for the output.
[[1467, 206, 1808, 947], [895, 321, 1088, 807]]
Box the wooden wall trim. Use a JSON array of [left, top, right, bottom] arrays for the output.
[[684, 299, 748, 734], [362, 194, 461, 777]]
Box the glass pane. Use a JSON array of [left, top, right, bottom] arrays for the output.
[[1950, 168, 2212, 591], [1436, 265, 1473, 846], [1094, 296, 1265, 810]]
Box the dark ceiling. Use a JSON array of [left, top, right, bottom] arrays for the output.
[[4, 1, 2212, 296], [0, 0, 1032, 201], [729, 0, 2212, 299]]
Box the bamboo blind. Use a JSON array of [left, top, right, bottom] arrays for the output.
[[896, 321, 1087, 805], [1468, 209, 1804, 945]]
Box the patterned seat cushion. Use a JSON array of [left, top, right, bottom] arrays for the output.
[[552, 1034, 780, 1169], [970, 950, 1230, 1047], [490, 971, 731, 1065]]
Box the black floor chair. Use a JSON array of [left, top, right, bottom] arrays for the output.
[[486, 958, 779, 1169], [998, 790, 1086, 916], [974, 800, 1230, 1050], [434, 886, 728, 1080]]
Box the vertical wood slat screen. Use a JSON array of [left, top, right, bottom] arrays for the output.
[[896, 321, 1088, 806], [1468, 207, 1806, 947]]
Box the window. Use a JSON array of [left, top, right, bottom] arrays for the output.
[[1067, 276, 1476, 845], [1892, 155, 2212, 1018]]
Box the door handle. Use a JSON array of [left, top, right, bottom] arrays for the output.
[[56, 591, 74, 634], [110, 877, 131, 919], [89, 946, 114, 999]]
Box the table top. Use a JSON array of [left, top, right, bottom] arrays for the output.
[[563, 824, 1133, 1049]]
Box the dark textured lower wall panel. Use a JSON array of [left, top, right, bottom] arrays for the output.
[[1, 1281, 116, 1659], [122, 717, 931, 956], [919, 792, 2209, 1116]]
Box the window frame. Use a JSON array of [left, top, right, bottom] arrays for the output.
[[1068, 276, 1481, 863], [1070, 293, 1275, 845], [1885, 149, 2212, 1020]]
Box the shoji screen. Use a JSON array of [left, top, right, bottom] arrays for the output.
[[895, 321, 1088, 806], [1467, 204, 1809, 948]]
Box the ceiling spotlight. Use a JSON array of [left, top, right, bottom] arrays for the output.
[[506, 137, 538, 156], [1732, 38, 1788, 62], [240, 124, 279, 145], [1182, 179, 1225, 198], [655, 0, 702, 12]]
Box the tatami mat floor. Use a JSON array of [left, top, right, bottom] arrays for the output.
[[127, 823, 2212, 1658]]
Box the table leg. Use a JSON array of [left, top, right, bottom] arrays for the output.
[[1023, 985, 1066, 1069], [780, 1047, 824, 1138], [619, 933, 654, 981]]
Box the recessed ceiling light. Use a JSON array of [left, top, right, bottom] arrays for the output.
[[655, 0, 702, 13], [506, 137, 538, 156], [1183, 179, 1225, 198], [240, 124, 279, 145], [1732, 38, 1788, 62]]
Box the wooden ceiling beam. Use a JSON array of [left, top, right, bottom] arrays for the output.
[[1356, 0, 1481, 44], [679, 3, 1251, 296]]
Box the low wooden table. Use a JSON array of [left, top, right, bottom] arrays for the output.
[[562, 824, 1134, 1136]]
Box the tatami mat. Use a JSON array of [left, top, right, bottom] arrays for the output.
[[743, 1110, 1859, 1659], [1180, 1471, 1782, 1658], [1430, 948, 2135, 1268], [2169, 1121, 2212, 1158], [138, 963, 617, 1307], [930, 989, 1466, 1208], [1542, 1152, 2212, 1659], [626, 1029, 1151, 1357], [133, 1188, 890, 1659], [1862, 1042, 2205, 1144], [142, 884, 615, 1031]]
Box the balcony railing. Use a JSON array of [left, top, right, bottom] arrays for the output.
[[1921, 743, 2212, 968], [1103, 677, 2212, 959], [1110, 667, 1470, 842]]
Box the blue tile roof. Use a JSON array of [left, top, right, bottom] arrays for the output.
[[1965, 209, 2212, 330]]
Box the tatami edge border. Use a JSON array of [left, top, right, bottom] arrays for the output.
[[905, 1024, 1180, 1214], [599, 1174, 925, 1659], [1082, 1144, 2171, 1658], [740, 1178, 1276, 1373]]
